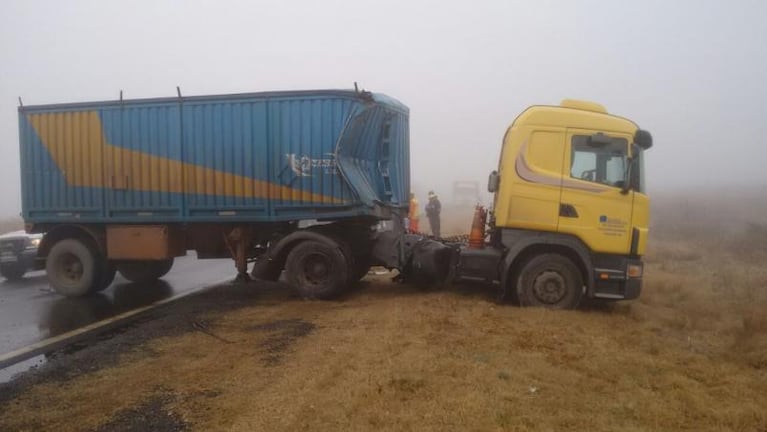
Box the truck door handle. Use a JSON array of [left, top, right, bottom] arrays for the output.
[[559, 203, 579, 218]]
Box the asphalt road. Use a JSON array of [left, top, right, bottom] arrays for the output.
[[0, 254, 236, 360]]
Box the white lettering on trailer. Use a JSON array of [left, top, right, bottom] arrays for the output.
[[286, 153, 339, 177]]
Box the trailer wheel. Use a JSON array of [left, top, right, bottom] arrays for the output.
[[46, 238, 102, 297], [92, 263, 117, 292], [285, 240, 349, 300], [516, 253, 583, 310], [0, 265, 27, 281], [118, 259, 174, 284]]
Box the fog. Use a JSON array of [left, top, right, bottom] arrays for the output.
[[1, 0, 766, 217]]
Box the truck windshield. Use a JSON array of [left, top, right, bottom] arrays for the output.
[[570, 136, 629, 189]]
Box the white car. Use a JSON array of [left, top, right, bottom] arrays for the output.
[[0, 230, 43, 281]]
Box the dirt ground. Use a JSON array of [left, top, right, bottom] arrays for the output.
[[2, 204, 767, 431]]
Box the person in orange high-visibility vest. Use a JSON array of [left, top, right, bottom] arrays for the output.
[[408, 193, 420, 233]]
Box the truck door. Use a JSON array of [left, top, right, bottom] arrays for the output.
[[558, 130, 634, 254], [497, 128, 566, 232]]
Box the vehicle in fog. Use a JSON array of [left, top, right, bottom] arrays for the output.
[[0, 230, 43, 280], [18, 89, 651, 308], [452, 181, 481, 207]]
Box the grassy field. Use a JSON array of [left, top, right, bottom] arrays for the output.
[[1, 198, 767, 431]]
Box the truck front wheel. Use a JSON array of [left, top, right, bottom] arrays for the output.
[[516, 253, 583, 310], [117, 259, 174, 283], [285, 240, 349, 300], [46, 238, 103, 297]]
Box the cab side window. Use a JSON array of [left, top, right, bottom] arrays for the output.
[[570, 136, 628, 188]]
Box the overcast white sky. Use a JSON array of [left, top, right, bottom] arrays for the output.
[[1, 0, 766, 217]]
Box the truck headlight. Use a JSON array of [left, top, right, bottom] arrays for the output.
[[627, 263, 643, 278], [28, 238, 41, 248]]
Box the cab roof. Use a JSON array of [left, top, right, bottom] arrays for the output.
[[512, 99, 639, 134]]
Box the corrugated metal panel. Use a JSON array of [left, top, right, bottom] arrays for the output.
[[100, 103, 184, 220], [20, 111, 105, 221], [182, 99, 270, 218], [267, 96, 357, 218], [387, 110, 410, 208], [19, 90, 410, 224], [336, 104, 410, 210]]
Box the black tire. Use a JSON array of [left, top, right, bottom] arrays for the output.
[[0, 265, 27, 281], [250, 258, 282, 281], [285, 240, 349, 300], [117, 259, 174, 283], [516, 253, 583, 310], [46, 238, 102, 297], [93, 263, 117, 292]]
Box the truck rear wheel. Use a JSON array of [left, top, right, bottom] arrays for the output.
[[46, 238, 103, 297], [285, 240, 349, 300], [117, 259, 174, 283], [516, 253, 583, 310]]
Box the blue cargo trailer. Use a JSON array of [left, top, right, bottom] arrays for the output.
[[17, 89, 449, 298], [20, 89, 409, 224]]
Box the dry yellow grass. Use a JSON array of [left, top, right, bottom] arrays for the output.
[[2, 202, 767, 431]]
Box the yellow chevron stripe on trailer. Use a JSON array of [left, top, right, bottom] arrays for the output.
[[28, 111, 344, 204]]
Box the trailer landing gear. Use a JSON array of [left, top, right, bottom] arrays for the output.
[[224, 227, 252, 282]]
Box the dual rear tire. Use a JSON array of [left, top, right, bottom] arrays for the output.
[[253, 234, 370, 299], [285, 240, 349, 300], [46, 237, 173, 297], [46, 238, 112, 297], [117, 259, 174, 284]]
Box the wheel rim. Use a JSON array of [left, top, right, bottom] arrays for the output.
[[302, 253, 331, 285], [55, 252, 84, 285], [531, 270, 567, 304]]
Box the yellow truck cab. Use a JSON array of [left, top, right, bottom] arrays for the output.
[[459, 99, 652, 309]]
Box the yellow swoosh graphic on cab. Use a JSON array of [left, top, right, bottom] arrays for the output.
[[515, 141, 609, 193], [28, 111, 343, 204]]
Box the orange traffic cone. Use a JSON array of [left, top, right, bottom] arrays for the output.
[[468, 205, 487, 249]]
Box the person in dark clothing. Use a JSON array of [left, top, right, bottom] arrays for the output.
[[425, 191, 442, 238]]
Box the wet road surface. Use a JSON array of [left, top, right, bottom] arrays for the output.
[[0, 254, 236, 359]]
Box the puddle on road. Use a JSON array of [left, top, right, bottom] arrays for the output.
[[0, 281, 176, 385], [41, 281, 175, 339]]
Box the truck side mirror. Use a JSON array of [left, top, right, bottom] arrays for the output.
[[488, 171, 500, 193], [634, 129, 653, 150]]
